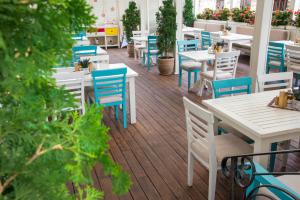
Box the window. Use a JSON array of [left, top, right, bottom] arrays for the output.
[[250, 0, 257, 10], [195, 0, 217, 14]]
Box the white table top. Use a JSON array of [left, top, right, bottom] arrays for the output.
[[203, 90, 300, 139], [131, 36, 148, 42], [213, 32, 253, 42], [182, 27, 204, 33], [178, 50, 216, 62], [85, 63, 138, 80]]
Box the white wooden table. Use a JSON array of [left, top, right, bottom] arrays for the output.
[[56, 64, 138, 124], [85, 63, 138, 124], [179, 50, 215, 93], [213, 32, 253, 52], [203, 90, 300, 168], [182, 27, 204, 38]]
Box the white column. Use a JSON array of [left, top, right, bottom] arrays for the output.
[[249, 0, 273, 92], [139, 0, 146, 32], [175, 0, 184, 75], [146, 0, 150, 32]]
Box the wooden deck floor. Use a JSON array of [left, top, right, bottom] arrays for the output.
[[88, 48, 300, 200]]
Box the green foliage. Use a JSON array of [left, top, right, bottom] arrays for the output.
[[196, 8, 213, 20], [183, 0, 195, 27], [295, 10, 300, 27], [212, 8, 231, 21], [0, 1, 131, 199], [231, 7, 255, 24], [272, 9, 293, 26], [156, 0, 177, 57], [122, 1, 140, 43]]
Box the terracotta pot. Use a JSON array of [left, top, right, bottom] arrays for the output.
[[157, 57, 174, 76], [127, 43, 135, 58]]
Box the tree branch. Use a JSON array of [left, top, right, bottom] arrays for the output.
[[0, 143, 63, 194]]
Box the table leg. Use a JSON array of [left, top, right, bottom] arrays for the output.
[[190, 61, 208, 94], [128, 78, 137, 124], [253, 139, 270, 169], [228, 41, 233, 52]]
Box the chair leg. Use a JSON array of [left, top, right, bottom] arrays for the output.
[[114, 105, 119, 120], [199, 78, 205, 96], [187, 151, 194, 186], [122, 103, 127, 128], [281, 140, 290, 170], [194, 71, 198, 83], [208, 166, 217, 200], [266, 65, 270, 74], [188, 71, 191, 90], [269, 142, 277, 172], [178, 68, 183, 87], [143, 52, 146, 65], [147, 54, 151, 71]]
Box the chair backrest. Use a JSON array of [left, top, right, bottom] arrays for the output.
[[132, 31, 142, 37], [183, 97, 217, 167], [201, 31, 211, 50], [286, 45, 300, 71], [213, 51, 240, 80], [53, 71, 85, 114], [177, 40, 199, 52], [72, 45, 97, 63], [92, 68, 127, 105], [147, 35, 158, 51], [212, 77, 252, 99], [211, 32, 221, 44], [257, 72, 293, 92], [72, 31, 86, 40], [267, 42, 285, 65]]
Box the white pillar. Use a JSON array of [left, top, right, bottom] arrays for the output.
[[139, 0, 148, 33], [249, 0, 274, 92], [146, 0, 150, 32], [175, 0, 184, 75]]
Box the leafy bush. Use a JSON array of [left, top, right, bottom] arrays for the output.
[[0, 1, 131, 199], [295, 10, 300, 27], [212, 8, 231, 21], [231, 7, 255, 24], [197, 8, 214, 20], [156, 0, 177, 57], [122, 1, 141, 43], [272, 9, 293, 26], [183, 0, 195, 27]]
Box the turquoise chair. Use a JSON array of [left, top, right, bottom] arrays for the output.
[[143, 36, 159, 71], [201, 31, 212, 50], [72, 45, 97, 64], [92, 68, 127, 128], [72, 31, 86, 40], [212, 77, 252, 98], [245, 162, 300, 199], [177, 40, 201, 90], [266, 42, 286, 74]]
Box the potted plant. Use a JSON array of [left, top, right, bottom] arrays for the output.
[[183, 0, 195, 27], [79, 58, 93, 72], [272, 9, 293, 28], [122, 1, 140, 57], [197, 8, 214, 20], [156, 0, 177, 75]]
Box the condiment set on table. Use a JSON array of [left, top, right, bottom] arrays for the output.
[[270, 89, 300, 111]]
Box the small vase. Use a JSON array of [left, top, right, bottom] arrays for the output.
[[88, 62, 93, 72]]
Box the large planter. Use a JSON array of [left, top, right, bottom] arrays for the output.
[[157, 57, 174, 76], [127, 43, 135, 58]]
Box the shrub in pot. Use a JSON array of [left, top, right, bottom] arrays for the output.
[[183, 0, 195, 27], [122, 1, 140, 57], [156, 0, 177, 75]]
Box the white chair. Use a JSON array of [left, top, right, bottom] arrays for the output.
[[257, 72, 293, 92], [183, 97, 252, 200], [286, 45, 300, 87], [133, 30, 148, 59], [199, 51, 240, 97], [53, 71, 85, 114], [257, 71, 294, 169]]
